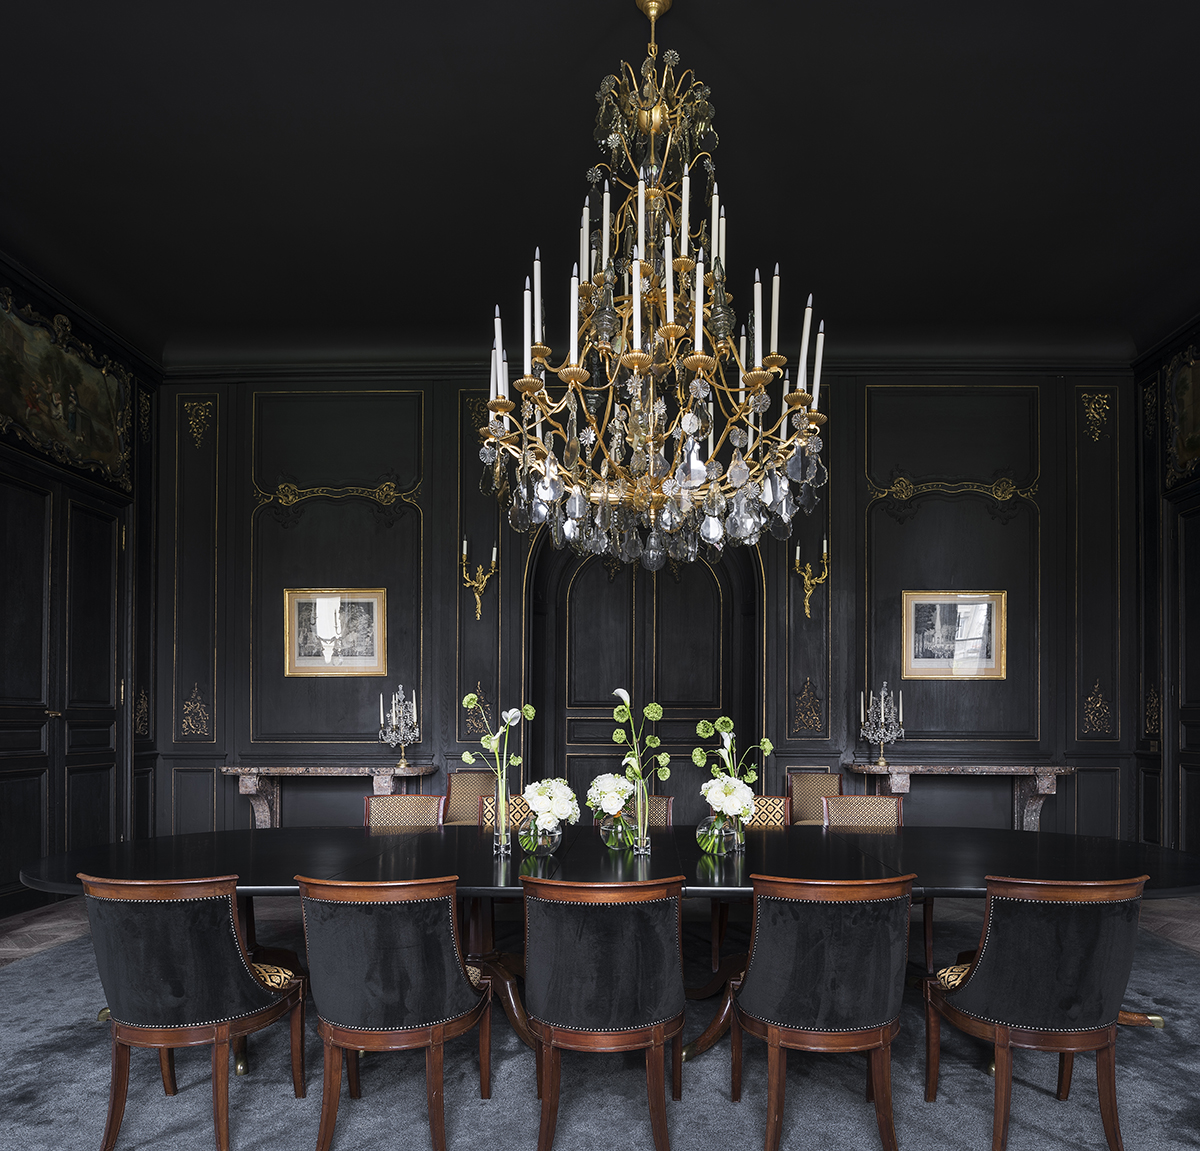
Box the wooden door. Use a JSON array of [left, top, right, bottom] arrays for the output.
[[527, 544, 760, 825]]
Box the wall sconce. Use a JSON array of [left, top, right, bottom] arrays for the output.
[[461, 538, 498, 621], [793, 537, 829, 619]]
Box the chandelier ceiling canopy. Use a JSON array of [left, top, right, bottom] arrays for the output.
[[481, 0, 828, 569]]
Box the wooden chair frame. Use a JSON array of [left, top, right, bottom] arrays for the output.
[[924, 875, 1149, 1151], [79, 874, 306, 1151], [731, 874, 916, 1151], [523, 876, 687, 1151], [296, 875, 491, 1151]]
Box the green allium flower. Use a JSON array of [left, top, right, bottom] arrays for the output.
[[657, 752, 671, 767], [509, 755, 522, 767], [695, 720, 715, 739], [643, 702, 663, 722], [613, 703, 631, 723], [714, 715, 734, 734], [462, 693, 479, 710], [612, 729, 626, 743], [522, 703, 536, 720], [759, 737, 774, 756], [645, 735, 661, 749], [692, 747, 708, 767], [461, 751, 476, 765]]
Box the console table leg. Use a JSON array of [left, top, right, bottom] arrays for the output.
[[1013, 777, 1051, 832], [238, 775, 281, 829]]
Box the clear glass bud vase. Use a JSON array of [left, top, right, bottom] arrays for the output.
[[494, 775, 511, 856]]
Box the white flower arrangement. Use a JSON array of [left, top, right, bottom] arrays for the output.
[[701, 775, 756, 822], [585, 772, 635, 817], [523, 777, 581, 833]]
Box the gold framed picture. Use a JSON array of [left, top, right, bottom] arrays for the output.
[[901, 591, 1006, 680], [283, 588, 387, 677]]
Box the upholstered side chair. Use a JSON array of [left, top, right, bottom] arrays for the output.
[[787, 769, 842, 824], [79, 873, 306, 1151], [478, 793, 532, 828], [731, 873, 916, 1151], [296, 874, 491, 1151], [924, 874, 1149, 1151], [522, 875, 687, 1151], [363, 792, 446, 828], [443, 768, 496, 825]]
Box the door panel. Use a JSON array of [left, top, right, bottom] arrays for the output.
[[66, 501, 118, 708]]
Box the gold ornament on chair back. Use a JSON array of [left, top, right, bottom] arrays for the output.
[[480, 0, 830, 568]]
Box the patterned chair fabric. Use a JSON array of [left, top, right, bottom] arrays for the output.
[[647, 793, 674, 828], [787, 771, 842, 824], [444, 769, 496, 824], [478, 794, 532, 828], [822, 794, 903, 828], [363, 793, 446, 828], [742, 795, 791, 828]]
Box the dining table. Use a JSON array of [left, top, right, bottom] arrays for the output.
[[21, 822, 1200, 1058]]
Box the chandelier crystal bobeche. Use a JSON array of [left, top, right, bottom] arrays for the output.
[[481, 0, 828, 569]]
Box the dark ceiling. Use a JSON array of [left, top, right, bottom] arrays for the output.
[[2, 1, 1198, 368]]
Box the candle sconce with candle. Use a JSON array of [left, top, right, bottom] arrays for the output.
[[859, 681, 904, 767], [379, 684, 420, 772], [793, 537, 830, 619], [460, 539, 498, 621]]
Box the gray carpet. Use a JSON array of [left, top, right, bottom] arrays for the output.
[[1, 904, 1197, 1151]]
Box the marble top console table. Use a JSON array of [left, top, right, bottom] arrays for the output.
[[847, 763, 1075, 832], [221, 763, 437, 829]]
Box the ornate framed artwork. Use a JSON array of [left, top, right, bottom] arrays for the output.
[[283, 588, 387, 677], [1165, 346, 1199, 489], [901, 591, 1006, 680]]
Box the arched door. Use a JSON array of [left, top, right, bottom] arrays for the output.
[[525, 540, 761, 825]]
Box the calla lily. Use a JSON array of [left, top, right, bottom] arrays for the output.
[[612, 687, 631, 706], [501, 708, 521, 726]]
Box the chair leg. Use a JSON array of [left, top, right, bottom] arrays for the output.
[[211, 1025, 231, 1151], [290, 996, 306, 1098], [537, 1043, 561, 1151], [159, 1047, 178, 1095], [479, 1000, 492, 1099], [535, 1037, 543, 1100], [671, 1031, 682, 1102], [731, 1004, 742, 1102], [869, 1044, 899, 1151], [992, 1028, 1013, 1151], [866, 1052, 874, 1102], [100, 1033, 130, 1151], [316, 1039, 343, 1151], [645, 1036, 670, 1151], [1056, 1052, 1074, 1101], [765, 1031, 787, 1151], [923, 898, 935, 974], [1096, 1040, 1125, 1151], [426, 1035, 447, 1151], [346, 1048, 361, 1099], [923, 986, 941, 1102]]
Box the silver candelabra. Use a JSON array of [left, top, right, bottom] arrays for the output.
[[860, 680, 904, 767], [379, 684, 419, 771]]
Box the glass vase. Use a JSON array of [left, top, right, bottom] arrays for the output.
[[493, 775, 511, 856], [518, 814, 562, 856], [696, 813, 745, 856], [599, 812, 635, 850], [632, 778, 651, 855]]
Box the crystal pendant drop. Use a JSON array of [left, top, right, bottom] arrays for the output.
[[549, 504, 566, 548], [768, 512, 792, 540], [566, 485, 587, 519], [562, 515, 580, 542], [798, 483, 818, 515], [675, 437, 707, 489], [728, 449, 750, 488], [535, 458, 564, 503], [658, 499, 678, 532], [509, 499, 531, 532], [778, 484, 797, 520], [642, 530, 667, 571], [531, 498, 549, 525], [700, 514, 724, 545], [785, 448, 807, 483], [620, 528, 643, 563]]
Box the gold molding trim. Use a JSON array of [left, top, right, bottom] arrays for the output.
[[1080, 393, 1110, 442], [184, 401, 213, 449], [792, 678, 822, 732], [1145, 685, 1161, 738], [465, 680, 494, 735], [1082, 678, 1113, 736], [133, 687, 150, 737], [867, 472, 1039, 505], [252, 477, 419, 510], [139, 391, 151, 443], [181, 682, 211, 738], [1143, 384, 1157, 440]]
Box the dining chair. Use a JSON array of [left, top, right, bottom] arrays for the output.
[[522, 874, 687, 1151], [787, 770, 843, 824], [363, 792, 446, 828], [478, 793, 532, 827], [79, 873, 306, 1151], [731, 873, 917, 1151], [296, 874, 492, 1151], [443, 768, 496, 825], [924, 874, 1149, 1151]]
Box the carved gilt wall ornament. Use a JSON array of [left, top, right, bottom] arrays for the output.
[[464, 681, 494, 736], [792, 678, 823, 733], [1145, 686, 1161, 738], [181, 682, 211, 738], [1080, 392, 1111, 442], [1082, 678, 1113, 737], [1164, 346, 1200, 489], [184, 401, 213, 449], [866, 469, 1039, 525], [252, 471, 417, 527], [1143, 383, 1158, 440], [0, 286, 133, 490], [602, 555, 623, 583], [466, 396, 490, 431], [139, 390, 151, 443], [133, 688, 150, 737]]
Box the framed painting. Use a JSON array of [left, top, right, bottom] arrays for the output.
[[284, 588, 387, 677], [901, 591, 1006, 680]]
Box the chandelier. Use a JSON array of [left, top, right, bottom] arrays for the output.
[[480, 0, 828, 568]]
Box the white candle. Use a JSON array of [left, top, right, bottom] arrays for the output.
[[488, 339, 497, 401], [491, 543, 497, 565], [664, 225, 674, 325], [533, 248, 542, 344], [570, 263, 579, 365], [738, 328, 747, 399], [753, 269, 763, 367], [693, 250, 704, 350], [798, 293, 813, 392], [707, 400, 714, 458], [770, 263, 780, 355], [710, 182, 719, 265], [582, 196, 591, 279], [680, 171, 690, 257], [812, 321, 825, 411], [822, 536, 827, 555], [462, 537, 468, 558], [637, 171, 645, 261], [860, 692, 865, 723], [632, 244, 642, 350], [523, 277, 532, 376], [493, 306, 503, 391], [899, 691, 903, 723], [412, 687, 417, 719], [794, 544, 801, 569], [601, 181, 611, 273], [501, 350, 508, 400], [718, 206, 726, 271]]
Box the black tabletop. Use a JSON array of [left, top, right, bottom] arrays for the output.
[[19, 824, 1200, 899]]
